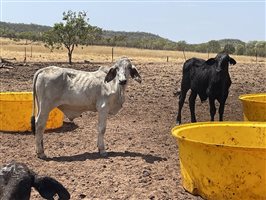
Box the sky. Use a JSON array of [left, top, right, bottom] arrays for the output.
[[0, 0, 265, 44]]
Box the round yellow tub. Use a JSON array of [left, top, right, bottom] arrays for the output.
[[239, 93, 266, 122], [172, 122, 266, 200], [0, 92, 63, 132]]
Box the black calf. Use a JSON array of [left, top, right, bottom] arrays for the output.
[[0, 161, 70, 200], [175, 52, 236, 124]]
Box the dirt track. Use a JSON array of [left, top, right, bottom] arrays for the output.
[[0, 61, 265, 199]]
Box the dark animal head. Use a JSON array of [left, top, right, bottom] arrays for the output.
[[104, 57, 141, 85], [205, 52, 237, 72], [0, 161, 70, 200], [0, 162, 33, 200]]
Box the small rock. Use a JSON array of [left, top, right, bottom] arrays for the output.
[[143, 170, 151, 177], [79, 194, 86, 199]]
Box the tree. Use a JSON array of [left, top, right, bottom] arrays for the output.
[[43, 10, 102, 64], [236, 44, 245, 55], [176, 40, 187, 51], [208, 40, 221, 53], [245, 41, 257, 56], [255, 41, 266, 57], [223, 44, 235, 54]]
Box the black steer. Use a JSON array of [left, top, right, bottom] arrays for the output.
[[0, 161, 70, 200], [175, 52, 236, 124]]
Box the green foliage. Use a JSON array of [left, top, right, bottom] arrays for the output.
[[0, 21, 265, 57], [208, 40, 221, 53], [223, 43, 235, 54], [0, 21, 49, 41], [236, 44, 245, 55], [43, 10, 102, 63], [176, 41, 187, 51], [218, 39, 245, 48], [255, 41, 266, 57]]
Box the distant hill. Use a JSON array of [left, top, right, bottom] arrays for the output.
[[0, 21, 50, 33], [0, 21, 245, 47], [0, 21, 170, 41], [102, 30, 173, 42], [0, 21, 265, 56], [218, 39, 246, 48], [0, 21, 176, 49]]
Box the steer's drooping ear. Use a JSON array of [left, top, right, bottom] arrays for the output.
[[34, 176, 71, 200], [229, 57, 237, 65], [104, 68, 117, 83], [205, 58, 216, 66], [130, 65, 142, 83]]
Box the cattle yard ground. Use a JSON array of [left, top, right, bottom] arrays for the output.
[[1, 39, 266, 199]]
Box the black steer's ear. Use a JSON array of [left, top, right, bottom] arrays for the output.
[[229, 57, 236, 65], [33, 176, 70, 200], [130, 65, 142, 83], [104, 68, 117, 83], [205, 58, 216, 66]]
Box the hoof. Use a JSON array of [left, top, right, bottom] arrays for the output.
[[37, 152, 47, 159], [176, 120, 181, 125], [99, 150, 108, 157]]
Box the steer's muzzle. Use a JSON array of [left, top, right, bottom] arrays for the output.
[[119, 80, 127, 85]]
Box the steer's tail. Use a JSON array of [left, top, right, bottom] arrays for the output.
[[31, 70, 42, 135], [32, 175, 71, 200]]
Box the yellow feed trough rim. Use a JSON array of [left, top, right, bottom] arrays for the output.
[[171, 122, 266, 151], [239, 93, 266, 103], [0, 92, 33, 102]]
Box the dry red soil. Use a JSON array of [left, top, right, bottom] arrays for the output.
[[0, 61, 265, 199]]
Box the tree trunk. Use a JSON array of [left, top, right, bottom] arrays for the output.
[[68, 51, 72, 64]]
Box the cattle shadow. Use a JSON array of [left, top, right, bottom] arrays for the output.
[[47, 121, 79, 134], [0, 122, 78, 135], [46, 151, 167, 164]]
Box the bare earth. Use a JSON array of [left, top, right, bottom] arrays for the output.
[[0, 61, 265, 200]]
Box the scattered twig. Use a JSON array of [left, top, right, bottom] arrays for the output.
[[0, 64, 14, 69]]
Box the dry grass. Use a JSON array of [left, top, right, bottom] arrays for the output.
[[1, 37, 265, 64]]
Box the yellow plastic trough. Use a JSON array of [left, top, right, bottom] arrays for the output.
[[172, 122, 266, 200], [239, 93, 266, 122], [0, 92, 63, 132]]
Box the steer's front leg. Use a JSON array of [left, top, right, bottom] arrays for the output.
[[97, 108, 108, 157]]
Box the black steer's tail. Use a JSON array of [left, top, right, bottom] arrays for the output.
[[33, 176, 70, 200]]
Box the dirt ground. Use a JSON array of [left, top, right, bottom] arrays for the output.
[[0, 60, 265, 200]]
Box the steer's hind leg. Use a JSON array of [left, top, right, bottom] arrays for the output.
[[35, 103, 51, 159], [97, 108, 108, 157], [189, 91, 197, 123], [176, 84, 190, 125]]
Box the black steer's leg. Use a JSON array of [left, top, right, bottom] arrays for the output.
[[218, 95, 228, 121], [176, 87, 189, 125], [218, 102, 225, 121], [209, 97, 216, 121], [189, 91, 197, 123]]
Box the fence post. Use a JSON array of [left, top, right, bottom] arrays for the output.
[[167, 56, 169, 62], [24, 47, 27, 63], [31, 46, 32, 57], [182, 50, 186, 61], [256, 49, 258, 64], [112, 47, 114, 63]]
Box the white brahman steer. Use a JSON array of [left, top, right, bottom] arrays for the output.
[[31, 58, 141, 159]]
